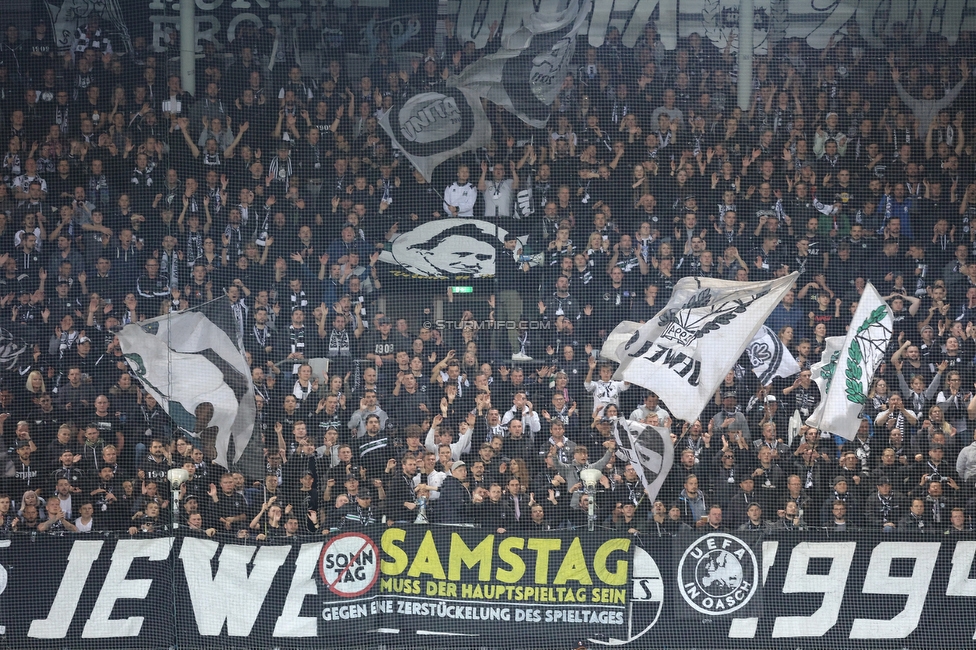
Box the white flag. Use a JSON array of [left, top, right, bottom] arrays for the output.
[[808, 335, 846, 402], [449, 0, 591, 128], [378, 86, 491, 182], [613, 418, 674, 505], [806, 283, 893, 439], [747, 325, 801, 384], [609, 273, 798, 423], [118, 298, 256, 470]]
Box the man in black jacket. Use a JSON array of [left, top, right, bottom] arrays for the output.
[[381, 453, 421, 523], [435, 461, 472, 524]]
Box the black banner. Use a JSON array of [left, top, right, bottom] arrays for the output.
[[7, 530, 976, 648]]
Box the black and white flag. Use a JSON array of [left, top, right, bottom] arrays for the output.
[[0, 326, 29, 371], [606, 274, 797, 423], [613, 418, 673, 504], [378, 87, 490, 182], [46, 0, 133, 53], [118, 297, 256, 470], [747, 325, 801, 384], [450, 0, 591, 128], [376, 218, 527, 279]]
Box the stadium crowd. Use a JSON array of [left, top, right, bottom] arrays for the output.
[[0, 8, 975, 539]]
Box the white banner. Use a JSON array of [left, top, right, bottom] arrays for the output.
[[609, 273, 797, 423], [806, 284, 893, 440], [118, 304, 256, 469]]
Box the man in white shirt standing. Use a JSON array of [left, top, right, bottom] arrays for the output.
[[443, 164, 477, 217], [479, 160, 519, 218]]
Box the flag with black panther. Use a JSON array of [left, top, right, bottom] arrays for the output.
[[117, 296, 255, 470], [747, 325, 800, 385], [449, 0, 591, 128], [613, 417, 673, 504]]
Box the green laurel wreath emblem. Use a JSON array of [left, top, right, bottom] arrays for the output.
[[845, 305, 888, 404]]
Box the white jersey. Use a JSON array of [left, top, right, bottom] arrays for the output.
[[585, 379, 630, 416], [443, 182, 477, 217]]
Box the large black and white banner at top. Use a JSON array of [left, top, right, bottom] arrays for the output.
[[445, 0, 976, 52], [48, 0, 976, 60], [7, 530, 976, 648], [137, 0, 423, 54]]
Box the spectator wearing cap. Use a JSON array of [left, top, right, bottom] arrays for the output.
[[325, 468, 364, 508], [820, 475, 858, 526], [863, 475, 902, 532], [89, 464, 123, 527], [917, 479, 953, 531], [335, 487, 378, 530], [738, 501, 768, 531], [365, 316, 396, 369], [287, 468, 320, 533], [906, 441, 960, 492], [417, 56, 444, 90], [709, 390, 752, 443], [9, 439, 39, 496], [435, 460, 473, 524], [724, 473, 760, 528]]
